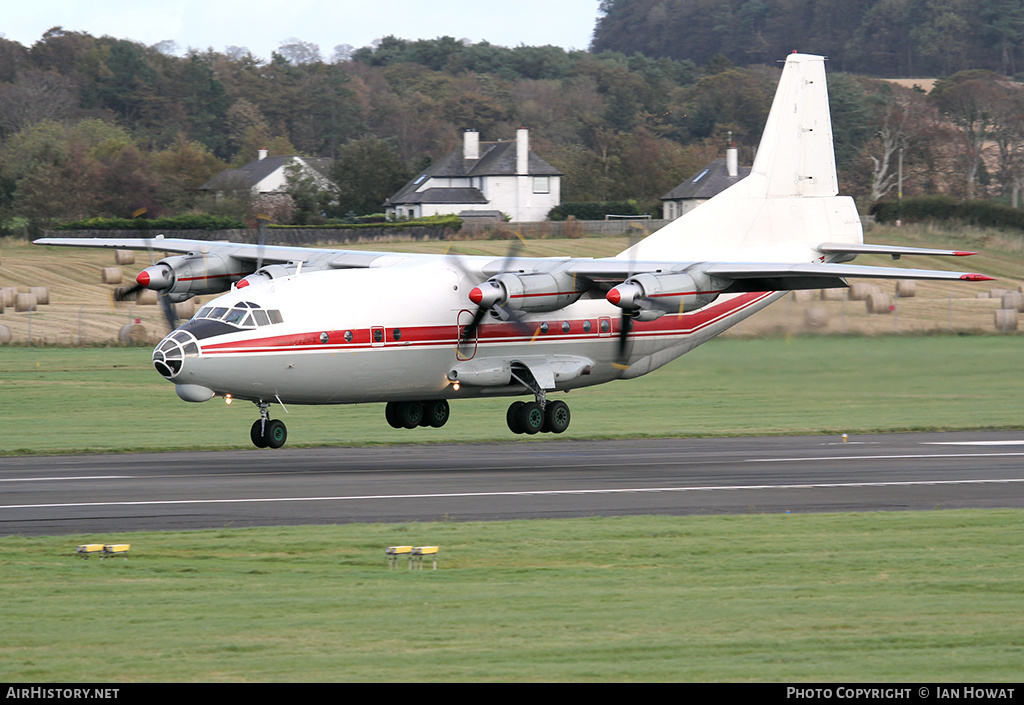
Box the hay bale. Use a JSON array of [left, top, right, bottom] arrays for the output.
[[990, 288, 1008, 299], [29, 286, 48, 305], [804, 304, 829, 330], [119, 323, 148, 345], [102, 267, 122, 284], [821, 288, 846, 301], [895, 280, 917, 298], [0, 324, 10, 343], [1001, 291, 1024, 311], [995, 308, 1018, 332], [1, 287, 16, 307], [791, 289, 816, 303], [977, 291, 991, 299], [115, 249, 135, 265], [848, 282, 881, 301], [14, 293, 36, 312], [867, 292, 893, 314], [138, 289, 158, 305]]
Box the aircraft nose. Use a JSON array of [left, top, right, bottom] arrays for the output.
[[152, 330, 200, 380]]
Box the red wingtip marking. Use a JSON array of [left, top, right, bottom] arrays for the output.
[[953, 251, 977, 256], [606, 288, 621, 306], [136, 270, 150, 287], [468, 287, 483, 305], [960, 274, 994, 281]]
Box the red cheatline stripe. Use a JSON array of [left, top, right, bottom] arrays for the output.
[[200, 292, 774, 356]]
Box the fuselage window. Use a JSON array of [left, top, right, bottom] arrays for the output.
[[373, 328, 384, 343], [393, 328, 402, 341], [196, 307, 213, 319], [253, 310, 270, 327], [583, 320, 592, 333], [268, 310, 284, 324]]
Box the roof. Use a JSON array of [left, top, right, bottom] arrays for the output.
[[387, 140, 561, 206], [199, 156, 334, 192], [661, 158, 751, 201], [393, 187, 489, 205]]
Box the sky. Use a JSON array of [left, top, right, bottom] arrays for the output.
[[1, 0, 602, 59]]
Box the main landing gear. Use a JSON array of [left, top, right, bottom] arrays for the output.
[[385, 399, 450, 429], [251, 402, 287, 449], [506, 397, 571, 435]]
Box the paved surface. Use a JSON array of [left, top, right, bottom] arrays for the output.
[[3, 431, 1024, 535]]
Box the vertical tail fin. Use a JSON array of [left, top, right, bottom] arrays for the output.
[[751, 53, 838, 198], [624, 53, 861, 263]]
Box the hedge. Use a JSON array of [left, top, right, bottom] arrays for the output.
[[54, 214, 246, 231], [872, 196, 1024, 231], [548, 201, 641, 221]]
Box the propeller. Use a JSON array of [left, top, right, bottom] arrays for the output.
[[611, 223, 649, 368], [448, 234, 531, 350], [111, 233, 178, 331]]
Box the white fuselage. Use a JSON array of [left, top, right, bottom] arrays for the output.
[[157, 260, 782, 406]]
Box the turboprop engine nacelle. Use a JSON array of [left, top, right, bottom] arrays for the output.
[[607, 270, 723, 314], [469, 271, 585, 314], [137, 253, 251, 302]]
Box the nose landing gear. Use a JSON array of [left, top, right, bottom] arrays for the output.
[[250, 402, 287, 448]]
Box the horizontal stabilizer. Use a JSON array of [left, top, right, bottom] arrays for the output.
[[706, 262, 993, 283], [817, 243, 978, 259]]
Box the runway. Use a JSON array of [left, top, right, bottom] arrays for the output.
[[2, 430, 1024, 535]]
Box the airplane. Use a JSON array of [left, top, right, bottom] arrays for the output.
[[35, 53, 993, 449]]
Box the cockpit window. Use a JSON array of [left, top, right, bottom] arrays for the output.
[[224, 308, 248, 325], [190, 302, 284, 328]]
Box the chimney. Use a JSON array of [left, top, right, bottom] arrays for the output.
[[463, 130, 479, 161], [258, 148, 268, 161], [726, 132, 738, 178], [516, 128, 529, 175]]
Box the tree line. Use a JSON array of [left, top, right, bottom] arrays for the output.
[[592, 0, 1024, 78], [1, 23, 1022, 237]]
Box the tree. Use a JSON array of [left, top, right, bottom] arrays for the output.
[[330, 137, 409, 215], [932, 71, 1002, 199]]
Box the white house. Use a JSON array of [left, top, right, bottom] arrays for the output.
[[660, 144, 751, 220], [199, 150, 335, 197], [385, 129, 562, 222]]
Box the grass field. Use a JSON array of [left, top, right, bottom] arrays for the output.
[[1, 334, 1023, 455], [1, 511, 1022, 682], [3, 226, 1024, 682]]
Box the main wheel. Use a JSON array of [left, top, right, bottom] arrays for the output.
[[543, 400, 571, 434], [506, 401, 525, 434], [385, 402, 403, 429], [250, 420, 269, 448], [399, 401, 424, 429], [517, 401, 545, 435], [424, 399, 450, 428], [265, 419, 287, 448]]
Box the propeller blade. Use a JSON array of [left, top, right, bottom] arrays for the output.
[[159, 294, 178, 332], [114, 282, 144, 302], [616, 313, 633, 366]]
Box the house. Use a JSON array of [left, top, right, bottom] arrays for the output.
[[385, 129, 562, 222], [660, 144, 751, 220], [199, 150, 335, 197]]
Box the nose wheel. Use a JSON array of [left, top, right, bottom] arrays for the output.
[[251, 402, 287, 448]]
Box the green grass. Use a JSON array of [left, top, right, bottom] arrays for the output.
[[1, 511, 1021, 682], [1, 335, 1022, 455]]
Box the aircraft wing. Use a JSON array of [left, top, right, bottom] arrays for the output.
[[32, 237, 402, 267], [562, 255, 991, 289]]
